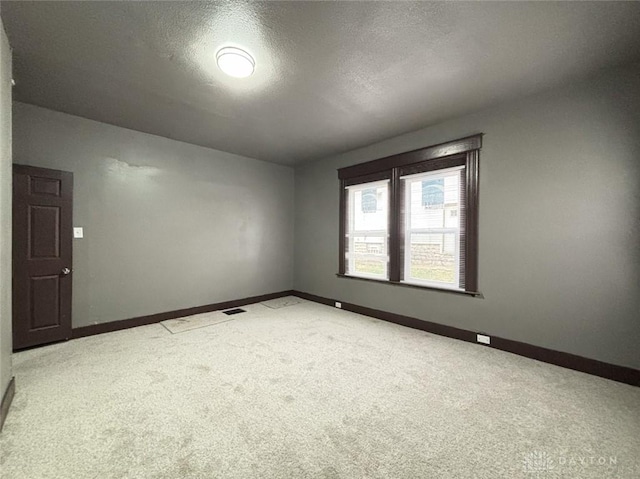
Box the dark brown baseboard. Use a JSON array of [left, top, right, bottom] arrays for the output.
[[293, 291, 640, 387], [72, 290, 294, 339], [0, 377, 15, 432]]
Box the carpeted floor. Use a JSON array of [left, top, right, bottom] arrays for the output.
[[1, 299, 639, 478]]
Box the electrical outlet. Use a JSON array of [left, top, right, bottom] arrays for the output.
[[477, 334, 491, 345], [335, 302, 342, 309]]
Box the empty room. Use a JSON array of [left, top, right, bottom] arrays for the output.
[[0, 1, 639, 478]]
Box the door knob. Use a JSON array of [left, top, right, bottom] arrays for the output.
[[61, 267, 71, 275]]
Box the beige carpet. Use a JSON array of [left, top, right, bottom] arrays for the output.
[[1, 299, 639, 478]]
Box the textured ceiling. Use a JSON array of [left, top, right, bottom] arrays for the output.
[[3, 1, 640, 165]]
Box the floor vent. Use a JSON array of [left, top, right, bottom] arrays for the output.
[[223, 308, 246, 316]]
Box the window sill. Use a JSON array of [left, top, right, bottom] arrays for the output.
[[336, 273, 483, 298]]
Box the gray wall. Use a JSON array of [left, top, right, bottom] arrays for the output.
[[0, 19, 12, 401], [13, 102, 294, 328], [294, 62, 640, 370]]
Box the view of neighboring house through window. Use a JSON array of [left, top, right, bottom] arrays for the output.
[[345, 180, 389, 279]]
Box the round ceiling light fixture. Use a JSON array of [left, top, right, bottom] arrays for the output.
[[216, 47, 255, 78]]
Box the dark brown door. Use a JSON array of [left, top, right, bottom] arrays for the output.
[[13, 165, 73, 350]]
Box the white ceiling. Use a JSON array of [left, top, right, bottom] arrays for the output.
[[4, 1, 640, 165]]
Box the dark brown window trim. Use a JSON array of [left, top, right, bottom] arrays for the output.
[[398, 154, 466, 177], [338, 134, 482, 293], [336, 273, 483, 297], [338, 178, 347, 276], [389, 167, 402, 282], [338, 134, 482, 180], [343, 170, 392, 187]]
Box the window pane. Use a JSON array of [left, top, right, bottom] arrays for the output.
[[409, 233, 457, 284], [402, 168, 462, 288], [422, 178, 444, 208], [346, 181, 389, 279], [360, 188, 378, 213], [353, 235, 385, 255], [352, 186, 387, 231], [354, 258, 386, 276]]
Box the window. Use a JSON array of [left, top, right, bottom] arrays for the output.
[[403, 166, 462, 288], [346, 180, 389, 279], [338, 135, 481, 294]]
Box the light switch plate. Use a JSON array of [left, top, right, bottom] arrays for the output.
[[73, 227, 84, 239]]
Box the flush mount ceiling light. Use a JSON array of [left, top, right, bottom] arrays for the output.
[[216, 47, 255, 78]]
